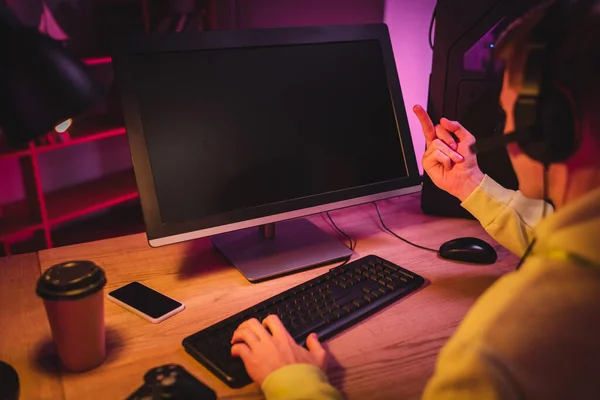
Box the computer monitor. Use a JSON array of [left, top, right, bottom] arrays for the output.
[[112, 23, 421, 282]]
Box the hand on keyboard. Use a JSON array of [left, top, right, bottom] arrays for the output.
[[230, 315, 327, 385], [182, 255, 425, 388]]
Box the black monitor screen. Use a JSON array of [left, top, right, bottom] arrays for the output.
[[128, 39, 409, 227]]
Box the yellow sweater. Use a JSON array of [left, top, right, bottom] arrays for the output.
[[260, 176, 600, 400]]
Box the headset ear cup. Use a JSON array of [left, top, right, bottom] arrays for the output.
[[520, 85, 578, 164], [540, 85, 578, 163]]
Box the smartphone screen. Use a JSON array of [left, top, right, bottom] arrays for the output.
[[108, 282, 184, 322]]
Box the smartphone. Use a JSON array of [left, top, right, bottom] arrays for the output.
[[107, 282, 185, 323]]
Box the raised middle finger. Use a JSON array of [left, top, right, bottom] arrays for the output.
[[413, 105, 436, 146]]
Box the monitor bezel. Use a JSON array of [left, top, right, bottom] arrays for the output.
[[112, 23, 421, 247]]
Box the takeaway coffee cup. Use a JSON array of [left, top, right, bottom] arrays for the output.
[[36, 261, 107, 372]]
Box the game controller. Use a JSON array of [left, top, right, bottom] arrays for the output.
[[127, 364, 216, 400]]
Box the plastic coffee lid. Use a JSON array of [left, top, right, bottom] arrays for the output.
[[36, 261, 107, 301]]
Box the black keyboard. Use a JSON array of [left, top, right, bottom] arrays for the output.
[[182, 255, 425, 388]]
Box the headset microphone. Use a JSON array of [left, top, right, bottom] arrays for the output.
[[469, 130, 530, 155]]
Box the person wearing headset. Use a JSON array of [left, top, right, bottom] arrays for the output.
[[229, 1, 600, 399]]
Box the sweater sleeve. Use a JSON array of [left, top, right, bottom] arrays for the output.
[[261, 364, 343, 400], [460, 175, 551, 256]]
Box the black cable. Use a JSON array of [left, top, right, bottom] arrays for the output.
[[429, 5, 437, 50], [335, 256, 352, 269], [326, 212, 356, 250], [516, 164, 549, 270], [542, 164, 550, 219], [515, 239, 535, 271], [373, 202, 438, 253]]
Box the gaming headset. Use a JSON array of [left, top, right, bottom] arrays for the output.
[[470, 0, 596, 165], [470, 0, 598, 271]]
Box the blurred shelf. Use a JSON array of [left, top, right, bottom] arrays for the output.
[[1, 233, 46, 257], [0, 201, 43, 241], [0, 181, 142, 255], [0, 116, 126, 161], [34, 115, 126, 153], [0, 137, 32, 161], [0, 0, 152, 257], [52, 200, 144, 248], [46, 169, 139, 226]]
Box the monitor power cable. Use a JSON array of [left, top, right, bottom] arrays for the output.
[[326, 202, 439, 255], [325, 211, 356, 251], [373, 202, 438, 253]]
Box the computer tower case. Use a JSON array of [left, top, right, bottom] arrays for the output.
[[422, 0, 544, 218]]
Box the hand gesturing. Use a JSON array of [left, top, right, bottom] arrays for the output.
[[413, 105, 484, 201]]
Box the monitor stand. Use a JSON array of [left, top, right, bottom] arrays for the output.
[[211, 218, 353, 282]]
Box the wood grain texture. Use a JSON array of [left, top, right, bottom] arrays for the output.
[[0, 253, 64, 400], [30, 193, 519, 399]]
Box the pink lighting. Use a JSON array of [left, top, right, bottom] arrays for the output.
[[83, 57, 113, 66], [385, 0, 437, 173]]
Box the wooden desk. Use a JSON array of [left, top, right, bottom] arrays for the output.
[[0, 253, 64, 400], [2, 193, 519, 399]]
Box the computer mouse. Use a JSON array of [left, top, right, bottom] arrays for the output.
[[438, 237, 497, 265], [0, 361, 19, 400]]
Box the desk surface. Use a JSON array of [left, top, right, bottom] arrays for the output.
[[0, 253, 64, 400], [1, 193, 519, 399]]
